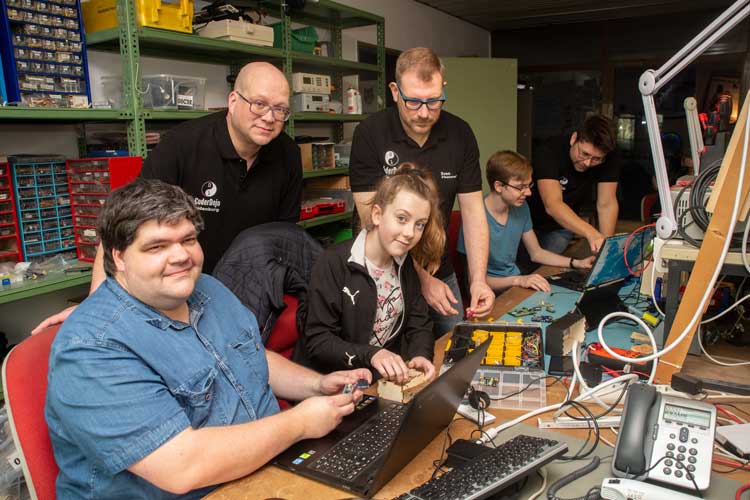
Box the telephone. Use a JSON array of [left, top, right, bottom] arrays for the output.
[[612, 383, 716, 491]]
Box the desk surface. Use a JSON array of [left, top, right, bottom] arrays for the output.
[[205, 266, 750, 500]]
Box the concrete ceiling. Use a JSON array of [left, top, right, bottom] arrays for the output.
[[413, 0, 736, 31]]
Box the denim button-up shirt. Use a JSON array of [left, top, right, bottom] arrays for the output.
[[45, 274, 280, 499]]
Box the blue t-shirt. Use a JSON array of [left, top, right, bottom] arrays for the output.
[[45, 274, 280, 499], [457, 199, 532, 278]]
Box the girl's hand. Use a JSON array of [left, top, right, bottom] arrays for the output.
[[371, 349, 411, 384], [407, 356, 435, 382], [515, 274, 551, 292]]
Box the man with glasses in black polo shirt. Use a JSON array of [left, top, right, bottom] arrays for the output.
[[32, 61, 302, 334], [349, 47, 494, 338], [528, 114, 621, 255]]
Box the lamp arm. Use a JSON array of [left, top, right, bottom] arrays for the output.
[[684, 97, 704, 174], [638, 0, 750, 239]]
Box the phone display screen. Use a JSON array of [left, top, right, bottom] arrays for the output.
[[663, 403, 712, 427]]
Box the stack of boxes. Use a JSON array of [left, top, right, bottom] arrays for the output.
[[0, 0, 91, 107], [67, 156, 142, 262], [10, 155, 75, 260], [0, 162, 22, 264]]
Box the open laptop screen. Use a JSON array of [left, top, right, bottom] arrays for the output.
[[585, 230, 653, 288]]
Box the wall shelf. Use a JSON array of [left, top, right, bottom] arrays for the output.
[[294, 112, 367, 122], [298, 210, 352, 228], [302, 167, 349, 178], [0, 269, 91, 305], [0, 107, 130, 121], [86, 27, 286, 63]]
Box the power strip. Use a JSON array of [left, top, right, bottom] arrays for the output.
[[538, 415, 621, 429], [457, 403, 496, 425]]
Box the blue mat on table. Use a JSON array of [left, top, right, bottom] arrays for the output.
[[499, 279, 656, 372]]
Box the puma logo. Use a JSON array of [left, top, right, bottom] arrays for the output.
[[345, 352, 356, 367], [342, 286, 360, 305]]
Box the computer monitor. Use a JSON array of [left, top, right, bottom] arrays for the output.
[[586, 230, 653, 289]]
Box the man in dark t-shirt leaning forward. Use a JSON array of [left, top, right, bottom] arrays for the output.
[[528, 114, 621, 255]]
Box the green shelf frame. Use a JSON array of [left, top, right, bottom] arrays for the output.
[[294, 112, 367, 122], [144, 110, 215, 120], [291, 52, 379, 76], [86, 27, 286, 63], [303, 167, 349, 178], [298, 211, 353, 228], [0, 270, 92, 305], [0, 107, 131, 120]]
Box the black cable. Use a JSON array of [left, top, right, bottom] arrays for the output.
[[558, 400, 600, 460], [546, 456, 601, 500], [563, 379, 628, 421]]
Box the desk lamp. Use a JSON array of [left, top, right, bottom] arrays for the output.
[[639, 0, 750, 240]]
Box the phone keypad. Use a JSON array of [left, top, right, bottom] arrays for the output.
[[661, 428, 699, 480]]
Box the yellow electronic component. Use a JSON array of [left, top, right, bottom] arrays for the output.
[[503, 356, 521, 366], [472, 329, 490, 343], [444, 339, 452, 351], [642, 312, 659, 327], [484, 354, 503, 365], [505, 336, 523, 347]]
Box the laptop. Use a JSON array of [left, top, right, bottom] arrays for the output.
[[547, 231, 653, 292], [273, 338, 491, 498]]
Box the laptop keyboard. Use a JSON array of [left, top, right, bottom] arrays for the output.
[[392, 435, 568, 500], [310, 402, 408, 481]]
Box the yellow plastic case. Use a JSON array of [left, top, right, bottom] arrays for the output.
[[446, 321, 544, 369], [82, 0, 194, 34]]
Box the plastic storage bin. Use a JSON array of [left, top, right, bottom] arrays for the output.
[[272, 23, 317, 53], [0, 0, 92, 107], [101, 74, 206, 110], [82, 0, 193, 34], [0, 162, 22, 264], [9, 155, 76, 261], [67, 156, 142, 261]]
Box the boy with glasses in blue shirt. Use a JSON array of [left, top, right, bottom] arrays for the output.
[[458, 151, 594, 293]]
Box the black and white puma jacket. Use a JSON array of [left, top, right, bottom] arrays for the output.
[[294, 230, 434, 373]]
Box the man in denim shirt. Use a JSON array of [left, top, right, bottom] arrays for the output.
[[45, 179, 370, 499]]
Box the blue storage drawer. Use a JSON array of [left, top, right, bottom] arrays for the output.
[[9, 155, 76, 261], [0, 0, 91, 107]]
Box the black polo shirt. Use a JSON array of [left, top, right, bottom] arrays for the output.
[[528, 135, 621, 233], [349, 107, 482, 279], [141, 110, 302, 274]]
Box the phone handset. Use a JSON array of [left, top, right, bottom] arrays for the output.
[[613, 383, 657, 475]]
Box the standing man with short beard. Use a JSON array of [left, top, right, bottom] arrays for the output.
[[33, 61, 302, 333], [349, 47, 494, 338]]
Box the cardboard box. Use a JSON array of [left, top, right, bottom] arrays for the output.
[[299, 142, 335, 170]]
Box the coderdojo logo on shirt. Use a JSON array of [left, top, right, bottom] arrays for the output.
[[382, 150, 400, 175], [559, 176, 568, 191], [194, 180, 221, 213]]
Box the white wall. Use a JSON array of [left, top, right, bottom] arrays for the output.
[[338, 0, 489, 58]]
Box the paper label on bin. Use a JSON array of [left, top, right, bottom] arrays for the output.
[[177, 94, 194, 108]]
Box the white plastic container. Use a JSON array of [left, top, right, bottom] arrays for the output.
[[197, 19, 274, 46]]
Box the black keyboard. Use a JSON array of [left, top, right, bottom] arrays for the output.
[[392, 435, 568, 500], [309, 403, 407, 481]]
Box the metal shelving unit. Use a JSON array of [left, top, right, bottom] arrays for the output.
[[0, 0, 385, 230]]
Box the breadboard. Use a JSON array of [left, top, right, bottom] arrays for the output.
[[471, 368, 547, 411]]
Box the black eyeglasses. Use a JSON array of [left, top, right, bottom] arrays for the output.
[[235, 91, 291, 122], [574, 142, 605, 164], [500, 180, 534, 192], [396, 83, 446, 111]]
